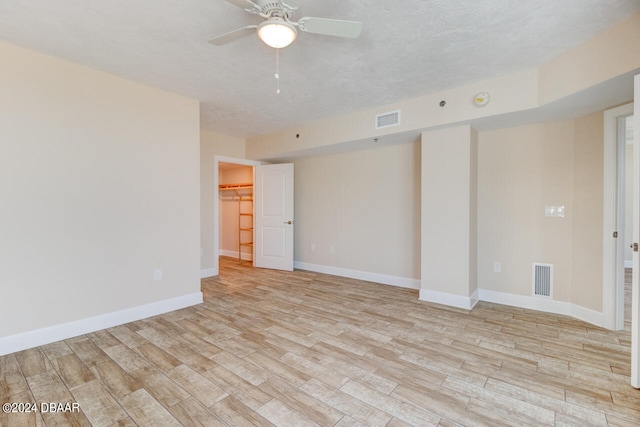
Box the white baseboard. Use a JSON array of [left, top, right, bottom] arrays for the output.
[[0, 292, 203, 356], [478, 289, 604, 327], [220, 249, 235, 258], [419, 288, 479, 310], [625, 260, 633, 268], [200, 268, 217, 278], [220, 249, 253, 261], [294, 261, 420, 290], [569, 303, 604, 327]]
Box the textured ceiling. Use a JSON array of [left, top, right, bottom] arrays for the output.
[[0, 0, 638, 139]]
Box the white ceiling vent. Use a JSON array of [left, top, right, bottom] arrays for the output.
[[375, 110, 400, 129], [532, 263, 553, 298]]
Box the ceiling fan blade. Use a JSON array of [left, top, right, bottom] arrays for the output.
[[208, 25, 257, 46], [224, 0, 261, 14], [297, 17, 363, 39], [281, 0, 303, 9]]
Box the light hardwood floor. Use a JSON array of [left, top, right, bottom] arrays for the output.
[[1, 258, 638, 426]]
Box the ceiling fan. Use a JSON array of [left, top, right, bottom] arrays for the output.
[[209, 0, 363, 49]]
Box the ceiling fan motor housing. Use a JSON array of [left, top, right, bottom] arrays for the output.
[[258, 1, 295, 19]]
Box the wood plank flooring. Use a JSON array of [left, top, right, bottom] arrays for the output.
[[1, 257, 638, 426]]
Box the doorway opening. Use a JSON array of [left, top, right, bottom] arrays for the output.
[[211, 157, 296, 275], [219, 162, 255, 264], [603, 102, 634, 331], [212, 156, 262, 277]]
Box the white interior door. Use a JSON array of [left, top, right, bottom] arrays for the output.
[[632, 74, 639, 388], [254, 163, 294, 271]]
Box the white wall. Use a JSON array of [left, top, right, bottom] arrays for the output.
[[0, 41, 201, 351], [293, 142, 421, 286]]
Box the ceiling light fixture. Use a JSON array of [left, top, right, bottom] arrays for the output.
[[258, 18, 297, 48]]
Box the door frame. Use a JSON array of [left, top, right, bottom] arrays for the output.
[[212, 155, 262, 276], [631, 73, 639, 388], [603, 102, 633, 331]]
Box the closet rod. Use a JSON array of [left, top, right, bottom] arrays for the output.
[[219, 183, 253, 190]]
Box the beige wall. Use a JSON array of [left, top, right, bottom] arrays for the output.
[[247, 70, 538, 161], [0, 41, 200, 338], [288, 113, 606, 313], [572, 113, 604, 311], [477, 115, 604, 311], [421, 126, 478, 300], [478, 121, 575, 301], [293, 142, 421, 280], [200, 131, 246, 271], [539, 13, 640, 105]]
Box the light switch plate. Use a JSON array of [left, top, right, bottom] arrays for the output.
[[545, 206, 565, 217]]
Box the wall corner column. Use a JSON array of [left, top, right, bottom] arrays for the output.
[[420, 125, 478, 309]]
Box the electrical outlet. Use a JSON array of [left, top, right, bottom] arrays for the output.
[[154, 268, 162, 281], [311, 243, 316, 252], [493, 262, 501, 273], [329, 246, 335, 254]]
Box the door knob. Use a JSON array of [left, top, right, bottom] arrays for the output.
[[284, 220, 293, 225]]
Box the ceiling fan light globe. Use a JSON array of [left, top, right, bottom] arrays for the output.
[[258, 19, 297, 48]]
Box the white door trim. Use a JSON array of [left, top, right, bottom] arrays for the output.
[[631, 74, 639, 388], [212, 156, 262, 277], [603, 102, 633, 331]]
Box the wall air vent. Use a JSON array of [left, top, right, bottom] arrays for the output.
[[532, 263, 553, 297], [375, 110, 400, 129]]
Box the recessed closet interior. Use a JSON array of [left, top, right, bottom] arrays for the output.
[[218, 162, 254, 262]]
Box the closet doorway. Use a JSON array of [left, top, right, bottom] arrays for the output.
[[219, 162, 254, 263], [212, 156, 261, 276], [212, 156, 295, 276]]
